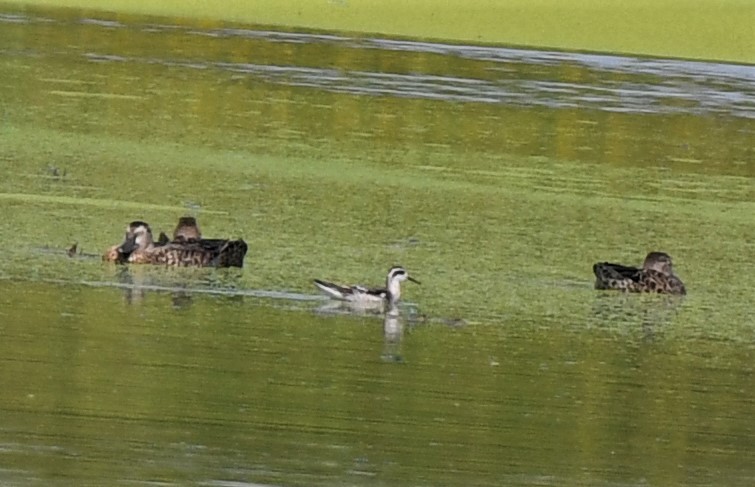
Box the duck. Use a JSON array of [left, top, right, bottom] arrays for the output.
[[102, 226, 168, 263], [314, 266, 420, 307], [171, 216, 247, 267], [107, 220, 247, 268], [172, 216, 201, 242], [593, 251, 686, 294]]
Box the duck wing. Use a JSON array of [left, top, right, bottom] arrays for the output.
[[173, 238, 248, 267], [206, 239, 247, 268], [636, 269, 687, 295], [593, 262, 642, 289]]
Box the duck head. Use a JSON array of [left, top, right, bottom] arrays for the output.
[[173, 216, 202, 241], [118, 221, 154, 255], [643, 251, 675, 275]]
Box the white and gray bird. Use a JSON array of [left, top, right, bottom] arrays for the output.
[[313, 266, 420, 307]]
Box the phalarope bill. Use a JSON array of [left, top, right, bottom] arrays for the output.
[[593, 251, 686, 295], [314, 266, 420, 305]]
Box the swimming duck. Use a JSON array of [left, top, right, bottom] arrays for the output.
[[593, 251, 686, 294], [103, 227, 168, 263], [110, 221, 247, 268], [172, 216, 247, 267], [314, 266, 420, 307], [173, 216, 201, 242]]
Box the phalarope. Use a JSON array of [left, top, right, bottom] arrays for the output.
[[593, 251, 686, 295], [105, 221, 248, 268], [314, 266, 420, 306]]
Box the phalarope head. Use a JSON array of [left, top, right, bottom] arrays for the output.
[[387, 266, 420, 284], [118, 221, 154, 254], [386, 266, 420, 303]]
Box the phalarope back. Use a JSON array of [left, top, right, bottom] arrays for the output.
[[314, 266, 420, 305], [593, 251, 686, 294]]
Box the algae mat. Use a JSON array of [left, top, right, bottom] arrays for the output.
[[0, 8, 753, 323], [1, 7, 754, 487], [4, 0, 755, 63]]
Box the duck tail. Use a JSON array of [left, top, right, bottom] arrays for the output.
[[213, 239, 248, 268], [592, 262, 622, 289]]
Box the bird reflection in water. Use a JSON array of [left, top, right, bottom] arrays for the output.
[[381, 304, 404, 363], [110, 266, 196, 309]]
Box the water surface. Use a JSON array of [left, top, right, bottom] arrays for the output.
[[0, 6, 753, 487]]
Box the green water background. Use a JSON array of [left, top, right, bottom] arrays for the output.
[[0, 5, 753, 486], [5, 0, 755, 63]]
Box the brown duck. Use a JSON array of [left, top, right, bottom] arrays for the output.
[[172, 216, 201, 242], [103, 223, 170, 264], [593, 251, 686, 295], [105, 220, 247, 268]]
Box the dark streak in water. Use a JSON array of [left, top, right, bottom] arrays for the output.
[[8, 275, 327, 302]]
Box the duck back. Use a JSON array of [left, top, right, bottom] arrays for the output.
[[593, 262, 685, 294]]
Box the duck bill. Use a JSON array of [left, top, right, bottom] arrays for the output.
[[408, 276, 421, 285], [117, 234, 138, 255]]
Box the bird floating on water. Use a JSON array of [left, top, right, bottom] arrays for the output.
[[593, 251, 686, 295], [314, 266, 420, 307], [103, 220, 247, 268]]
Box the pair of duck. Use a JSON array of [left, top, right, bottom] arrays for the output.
[[314, 251, 686, 308], [104, 217, 248, 267]]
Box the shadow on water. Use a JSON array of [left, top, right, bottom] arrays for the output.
[[588, 292, 686, 342]]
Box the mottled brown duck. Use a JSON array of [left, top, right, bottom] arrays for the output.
[[593, 251, 686, 295], [105, 220, 247, 268]]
